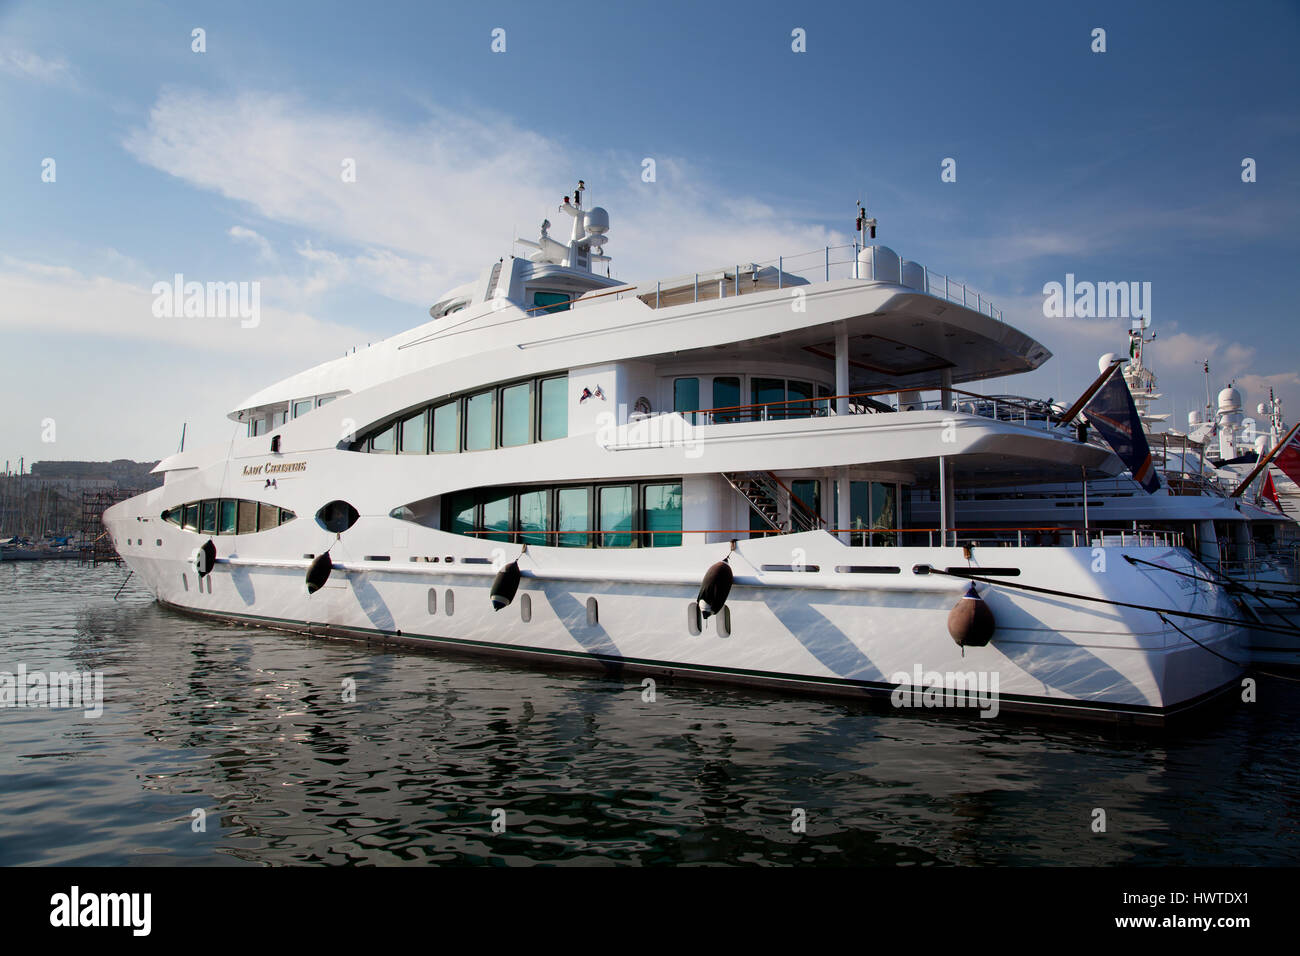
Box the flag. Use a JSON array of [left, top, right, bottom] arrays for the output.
[[1262, 470, 1283, 510], [1083, 369, 1161, 493], [1274, 431, 1300, 486]]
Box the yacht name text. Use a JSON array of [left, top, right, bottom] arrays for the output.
[[242, 461, 307, 477]]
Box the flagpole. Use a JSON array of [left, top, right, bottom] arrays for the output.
[[1055, 359, 1123, 427], [1229, 421, 1300, 498]]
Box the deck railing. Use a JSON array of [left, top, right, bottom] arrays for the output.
[[682, 386, 1054, 427], [582, 243, 1001, 321]]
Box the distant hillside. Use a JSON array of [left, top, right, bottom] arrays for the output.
[[29, 459, 162, 489]]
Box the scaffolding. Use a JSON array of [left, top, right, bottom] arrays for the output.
[[79, 489, 137, 566]]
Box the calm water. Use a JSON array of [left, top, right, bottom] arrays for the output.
[[1, 560, 1298, 866]]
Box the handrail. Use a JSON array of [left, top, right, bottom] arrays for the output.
[[455, 526, 1185, 547]]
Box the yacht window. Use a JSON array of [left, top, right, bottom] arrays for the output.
[[557, 487, 590, 547], [198, 500, 217, 534], [317, 396, 335, 407], [218, 499, 237, 535], [713, 377, 741, 424], [643, 483, 682, 547], [162, 507, 183, 526], [599, 485, 634, 548], [787, 380, 814, 418], [482, 491, 511, 542], [183, 503, 199, 531], [252, 418, 267, 437], [792, 479, 821, 523], [533, 290, 570, 315], [272, 410, 287, 429], [258, 502, 279, 531], [237, 500, 258, 534], [539, 376, 568, 441], [432, 401, 459, 453], [465, 390, 495, 451], [752, 378, 786, 420], [370, 423, 396, 454], [500, 382, 533, 447], [673, 378, 700, 424], [448, 491, 477, 536], [517, 488, 550, 545], [399, 409, 427, 454], [292, 400, 313, 419]]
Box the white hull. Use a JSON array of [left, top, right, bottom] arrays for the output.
[[109, 510, 1244, 724]]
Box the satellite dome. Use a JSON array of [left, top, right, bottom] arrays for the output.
[[584, 207, 609, 235], [1099, 353, 1118, 373], [1217, 386, 1242, 414], [1258, 403, 1268, 415]]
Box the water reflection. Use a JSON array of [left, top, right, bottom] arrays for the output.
[[0, 562, 1297, 866]]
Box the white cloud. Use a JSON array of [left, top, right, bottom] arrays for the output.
[[0, 48, 73, 85], [228, 225, 275, 262]]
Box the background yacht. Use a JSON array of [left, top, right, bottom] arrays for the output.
[[105, 183, 1246, 724]]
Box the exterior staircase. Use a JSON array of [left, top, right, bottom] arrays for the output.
[[723, 471, 824, 534]]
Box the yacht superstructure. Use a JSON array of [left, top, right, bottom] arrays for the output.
[[105, 184, 1247, 724]]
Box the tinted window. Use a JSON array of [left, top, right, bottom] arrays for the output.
[[539, 376, 568, 441], [448, 491, 476, 536], [674, 378, 700, 423], [533, 291, 570, 314], [752, 377, 785, 419], [293, 399, 313, 419], [218, 499, 237, 535], [517, 488, 549, 546], [500, 382, 532, 447], [258, 502, 278, 531], [787, 380, 814, 418], [644, 483, 682, 547], [370, 423, 396, 453], [183, 503, 199, 531], [399, 409, 427, 454], [713, 376, 740, 423], [482, 491, 511, 542], [557, 487, 589, 547], [432, 401, 459, 453], [237, 500, 257, 534], [599, 485, 634, 548], [200, 500, 217, 533], [465, 391, 494, 451]]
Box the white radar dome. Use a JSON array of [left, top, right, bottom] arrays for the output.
[[1217, 386, 1242, 414], [1099, 353, 1118, 373], [584, 207, 610, 235]]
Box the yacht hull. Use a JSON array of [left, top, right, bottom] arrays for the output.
[[108, 517, 1245, 727]]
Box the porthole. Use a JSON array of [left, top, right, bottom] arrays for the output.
[[520, 593, 532, 623], [717, 606, 732, 638], [445, 589, 454, 616], [687, 602, 702, 636], [586, 596, 599, 626], [427, 588, 437, 615], [316, 500, 360, 534]]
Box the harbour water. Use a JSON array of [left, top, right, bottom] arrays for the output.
[[2, 561, 1297, 866]]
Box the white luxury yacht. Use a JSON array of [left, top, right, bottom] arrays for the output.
[[105, 184, 1247, 725]]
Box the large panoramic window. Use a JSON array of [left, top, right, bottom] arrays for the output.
[[673, 378, 700, 424], [792, 479, 821, 524], [437, 480, 681, 549], [353, 373, 568, 457], [532, 290, 570, 314], [539, 376, 568, 441], [752, 378, 786, 420]]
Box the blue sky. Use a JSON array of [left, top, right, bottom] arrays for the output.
[[2, 0, 1298, 466]]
